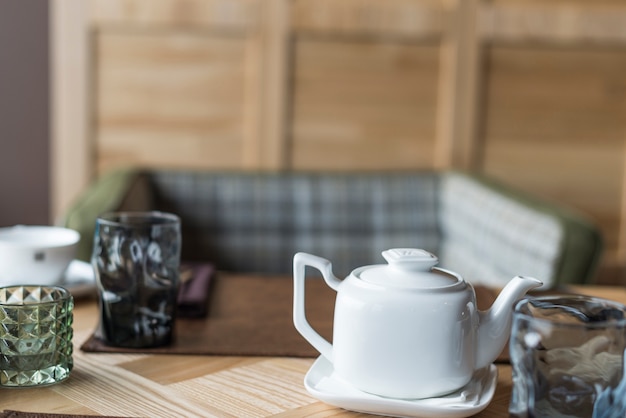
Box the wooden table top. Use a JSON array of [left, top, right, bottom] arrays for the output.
[[0, 284, 624, 417]]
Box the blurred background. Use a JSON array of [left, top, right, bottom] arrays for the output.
[[2, 0, 626, 284], [0, 1, 49, 226]]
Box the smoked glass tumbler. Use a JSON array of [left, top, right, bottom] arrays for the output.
[[510, 296, 626, 418], [0, 285, 74, 387], [92, 211, 181, 348]]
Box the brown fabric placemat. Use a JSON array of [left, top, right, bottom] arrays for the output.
[[81, 274, 336, 357], [81, 274, 562, 360]]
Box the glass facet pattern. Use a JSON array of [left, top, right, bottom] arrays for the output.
[[0, 286, 73, 387]]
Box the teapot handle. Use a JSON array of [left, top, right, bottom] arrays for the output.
[[293, 252, 341, 362]]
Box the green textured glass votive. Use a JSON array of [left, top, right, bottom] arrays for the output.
[[0, 286, 73, 387]]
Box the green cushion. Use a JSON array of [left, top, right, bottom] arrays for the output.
[[62, 169, 139, 262]]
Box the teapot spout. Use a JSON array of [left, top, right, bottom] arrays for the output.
[[475, 275, 542, 369]]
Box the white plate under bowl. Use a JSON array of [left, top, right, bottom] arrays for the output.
[[304, 356, 497, 418], [59, 259, 96, 298]]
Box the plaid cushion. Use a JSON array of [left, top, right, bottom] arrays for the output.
[[148, 171, 441, 276], [65, 168, 601, 286]]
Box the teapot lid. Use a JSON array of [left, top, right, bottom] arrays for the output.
[[358, 248, 460, 288]]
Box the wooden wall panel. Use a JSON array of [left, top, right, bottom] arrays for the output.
[[290, 39, 440, 170], [95, 31, 252, 172], [481, 46, 626, 254], [291, 0, 446, 38], [51, 0, 91, 221], [482, 0, 626, 44], [89, 0, 261, 29]]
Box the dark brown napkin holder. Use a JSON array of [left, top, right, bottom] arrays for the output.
[[177, 263, 215, 318]]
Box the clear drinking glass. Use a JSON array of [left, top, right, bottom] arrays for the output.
[[0, 285, 74, 387], [510, 295, 626, 418], [92, 211, 181, 348]]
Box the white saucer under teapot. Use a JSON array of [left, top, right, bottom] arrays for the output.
[[293, 248, 542, 400]]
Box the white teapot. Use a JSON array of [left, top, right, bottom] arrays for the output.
[[293, 248, 542, 399]]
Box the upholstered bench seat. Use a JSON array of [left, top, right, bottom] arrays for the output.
[[62, 169, 602, 288]]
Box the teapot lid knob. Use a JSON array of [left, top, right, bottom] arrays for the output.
[[382, 248, 438, 271]]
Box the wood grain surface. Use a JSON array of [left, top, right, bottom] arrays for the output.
[[0, 283, 624, 417]]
